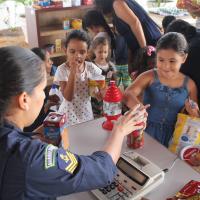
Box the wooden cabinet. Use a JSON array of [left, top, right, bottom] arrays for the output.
[[25, 5, 94, 64]]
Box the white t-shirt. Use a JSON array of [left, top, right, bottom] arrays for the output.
[[54, 61, 102, 126]]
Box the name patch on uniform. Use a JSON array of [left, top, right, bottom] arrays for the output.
[[57, 148, 78, 174], [45, 144, 58, 169]]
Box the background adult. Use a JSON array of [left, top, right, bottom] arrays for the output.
[[95, 0, 161, 73], [166, 19, 200, 106]]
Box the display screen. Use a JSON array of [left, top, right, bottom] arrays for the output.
[[117, 158, 149, 186]]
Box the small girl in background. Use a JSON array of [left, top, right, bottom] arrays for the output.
[[83, 10, 131, 90], [92, 36, 117, 84], [54, 30, 102, 126], [131, 46, 156, 81], [91, 36, 116, 117], [124, 32, 199, 147]]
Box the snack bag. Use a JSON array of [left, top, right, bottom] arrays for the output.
[[169, 113, 200, 155], [176, 0, 187, 9], [167, 180, 200, 200], [180, 145, 200, 166]]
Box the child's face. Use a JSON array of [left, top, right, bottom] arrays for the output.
[[94, 44, 109, 62], [45, 51, 53, 74], [156, 49, 187, 79], [65, 39, 88, 67]]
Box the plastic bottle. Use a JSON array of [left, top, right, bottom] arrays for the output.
[[49, 84, 62, 112], [49, 84, 58, 95], [127, 122, 144, 149], [102, 80, 122, 131]]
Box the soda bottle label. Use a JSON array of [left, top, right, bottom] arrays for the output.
[[127, 130, 144, 149], [103, 102, 121, 116]]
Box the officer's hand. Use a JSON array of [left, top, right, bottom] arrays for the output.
[[113, 104, 148, 137]]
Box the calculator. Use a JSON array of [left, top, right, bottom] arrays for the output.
[[91, 151, 165, 200]]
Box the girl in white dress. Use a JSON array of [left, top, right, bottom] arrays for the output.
[[54, 30, 102, 126]]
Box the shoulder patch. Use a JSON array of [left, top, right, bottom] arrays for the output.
[[44, 144, 58, 169], [57, 148, 78, 174]]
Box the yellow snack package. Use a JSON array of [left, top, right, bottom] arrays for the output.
[[169, 113, 200, 155]]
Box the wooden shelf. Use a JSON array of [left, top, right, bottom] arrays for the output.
[[35, 5, 94, 13], [40, 25, 71, 36], [25, 5, 93, 65], [50, 51, 65, 58]]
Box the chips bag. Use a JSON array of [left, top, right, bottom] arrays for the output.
[[169, 113, 200, 155]]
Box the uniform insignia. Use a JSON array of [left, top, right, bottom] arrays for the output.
[[57, 148, 78, 174], [44, 144, 58, 169]]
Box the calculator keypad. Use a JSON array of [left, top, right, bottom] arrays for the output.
[[97, 179, 135, 200]]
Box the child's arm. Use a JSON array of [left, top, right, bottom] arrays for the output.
[[60, 66, 76, 102], [123, 71, 152, 108], [185, 79, 200, 117]]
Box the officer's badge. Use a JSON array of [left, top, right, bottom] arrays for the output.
[[44, 144, 58, 169], [57, 148, 78, 174]]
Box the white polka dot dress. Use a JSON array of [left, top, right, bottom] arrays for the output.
[[55, 61, 102, 126]]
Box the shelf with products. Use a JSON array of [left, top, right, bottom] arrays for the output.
[[25, 4, 95, 63], [40, 25, 72, 37]]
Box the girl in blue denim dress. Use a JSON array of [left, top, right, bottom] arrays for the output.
[[124, 32, 199, 147]]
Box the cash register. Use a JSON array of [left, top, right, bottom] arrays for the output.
[[91, 151, 165, 200]]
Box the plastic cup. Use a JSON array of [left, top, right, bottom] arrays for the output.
[[88, 75, 105, 97]]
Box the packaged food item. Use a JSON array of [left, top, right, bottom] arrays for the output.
[[63, 18, 70, 30], [55, 39, 62, 52], [102, 80, 122, 131], [43, 112, 67, 145], [38, 0, 51, 7], [71, 0, 81, 6], [180, 145, 200, 166], [168, 113, 200, 155], [71, 18, 82, 29], [82, 0, 93, 5], [127, 123, 144, 149], [167, 180, 200, 199]]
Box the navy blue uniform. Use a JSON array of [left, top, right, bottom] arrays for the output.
[[0, 122, 117, 200]]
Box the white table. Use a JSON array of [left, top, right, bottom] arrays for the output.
[[58, 118, 200, 200]]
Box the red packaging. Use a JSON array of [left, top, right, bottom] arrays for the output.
[[82, 0, 93, 5], [127, 130, 144, 149], [102, 81, 122, 131], [43, 112, 66, 142], [176, 180, 200, 199], [43, 112, 66, 128], [180, 146, 200, 166], [126, 122, 144, 149]]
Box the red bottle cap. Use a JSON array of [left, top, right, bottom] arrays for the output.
[[103, 81, 122, 103]]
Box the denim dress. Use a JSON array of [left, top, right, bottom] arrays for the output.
[[143, 69, 189, 147]]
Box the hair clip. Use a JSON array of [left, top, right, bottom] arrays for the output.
[[147, 46, 156, 56]]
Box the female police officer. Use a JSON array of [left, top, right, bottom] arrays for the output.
[[0, 46, 147, 200]]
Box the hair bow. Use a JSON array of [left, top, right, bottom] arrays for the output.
[[146, 46, 156, 56]]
